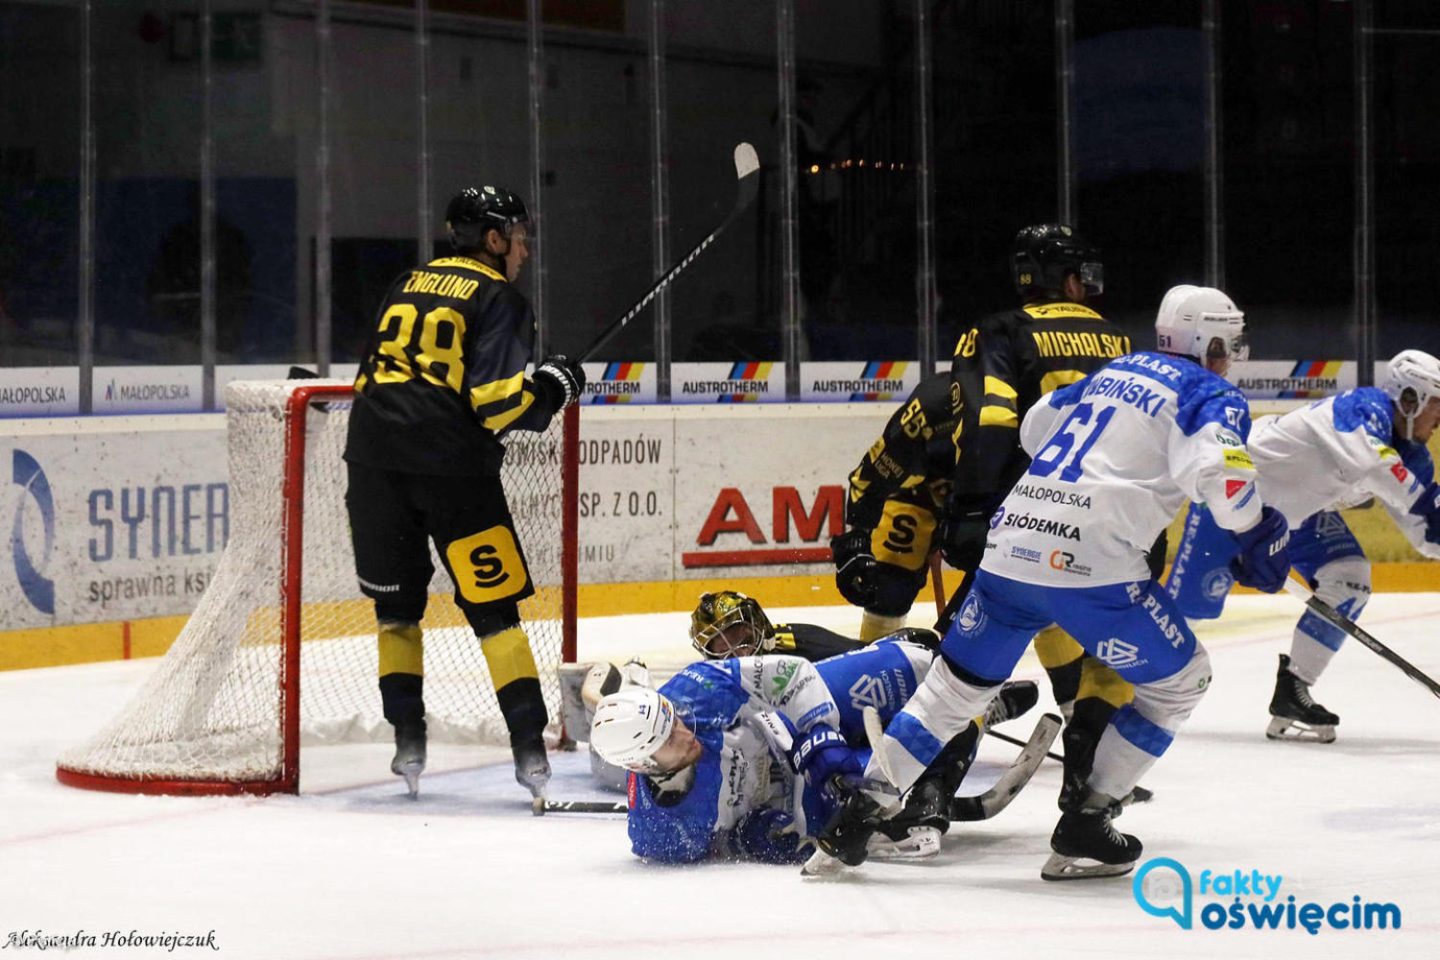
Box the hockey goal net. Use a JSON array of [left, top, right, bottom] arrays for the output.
[[56, 380, 578, 795]]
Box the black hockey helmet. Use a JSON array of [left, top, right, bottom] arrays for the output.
[[446, 185, 529, 252], [1011, 223, 1103, 299]]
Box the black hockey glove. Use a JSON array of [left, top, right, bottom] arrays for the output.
[[830, 528, 879, 607], [1229, 505, 1291, 593], [533, 355, 587, 410], [936, 506, 990, 572]]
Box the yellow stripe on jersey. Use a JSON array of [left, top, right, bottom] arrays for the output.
[[980, 406, 1020, 428], [984, 376, 1018, 400], [428, 257, 507, 282], [1022, 302, 1104, 320], [481, 389, 536, 433], [469, 371, 525, 412]]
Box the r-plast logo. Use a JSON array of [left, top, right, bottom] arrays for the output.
[[1134, 857, 1401, 935], [10, 449, 56, 614]]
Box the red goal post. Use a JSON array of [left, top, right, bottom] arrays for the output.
[[56, 380, 578, 796]]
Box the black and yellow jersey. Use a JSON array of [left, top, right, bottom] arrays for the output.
[[771, 622, 867, 662], [950, 300, 1131, 504], [344, 255, 561, 476], [844, 374, 963, 530]]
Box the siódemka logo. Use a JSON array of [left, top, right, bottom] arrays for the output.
[[1133, 856, 1401, 935], [11, 449, 56, 614]]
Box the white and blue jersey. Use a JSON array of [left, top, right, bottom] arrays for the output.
[[626, 640, 931, 864], [871, 353, 1255, 801], [984, 351, 1262, 586], [1168, 388, 1440, 621]]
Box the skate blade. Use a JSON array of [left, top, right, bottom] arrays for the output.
[[1040, 852, 1136, 881], [868, 826, 941, 862], [393, 762, 423, 799], [1265, 716, 1336, 743], [800, 847, 851, 878]]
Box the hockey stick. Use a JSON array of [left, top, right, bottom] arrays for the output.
[[576, 142, 760, 363], [986, 727, 1063, 764], [950, 713, 1061, 821], [535, 798, 628, 815], [1283, 577, 1440, 701]]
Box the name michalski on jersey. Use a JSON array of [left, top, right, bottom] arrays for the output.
[[1012, 482, 1093, 509], [992, 507, 1082, 540]]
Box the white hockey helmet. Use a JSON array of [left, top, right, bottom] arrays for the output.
[[589, 687, 677, 772], [1382, 349, 1440, 440], [1155, 285, 1248, 367]]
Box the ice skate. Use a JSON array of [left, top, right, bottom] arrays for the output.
[[514, 738, 552, 812], [1042, 798, 1142, 881], [390, 721, 427, 799], [1267, 654, 1338, 743]]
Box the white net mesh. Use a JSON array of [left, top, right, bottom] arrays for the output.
[[57, 380, 570, 789]]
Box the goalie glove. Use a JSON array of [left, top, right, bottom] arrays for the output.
[[830, 529, 879, 607], [533, 354, 587, 410], [1229, 505, 1291, 593]]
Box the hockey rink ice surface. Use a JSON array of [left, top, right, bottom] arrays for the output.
[[3, 594, 1439, 960]]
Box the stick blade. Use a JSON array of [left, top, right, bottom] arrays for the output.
[[733, 141, 760, 180]]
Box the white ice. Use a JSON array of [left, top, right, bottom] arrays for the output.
[[3, 594, 1440, 959]]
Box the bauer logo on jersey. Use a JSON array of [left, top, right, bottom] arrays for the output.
[[445, 525, 529, 603]]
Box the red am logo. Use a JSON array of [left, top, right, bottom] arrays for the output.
[[1391, 462, 1409, 484], [1225, 479, 1248, 499], [683, 485, 844, 568]]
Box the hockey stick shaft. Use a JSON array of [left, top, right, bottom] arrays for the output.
[[538, 799, 628, 814], [576, 143, 760, 363], [986, 726, 1064, 764], [1283, 578, 1440, 700]]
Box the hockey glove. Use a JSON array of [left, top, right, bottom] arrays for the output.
[[936, 508, 990, 572], [1409, 482, 1440, 545], [1229, 505, 1291, 593], [730, 808, 808, 864], [830, 528, 879, 607], [533, 354, 587, 410], [790, 726, 862, 789]]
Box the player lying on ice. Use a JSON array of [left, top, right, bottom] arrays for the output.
[[1165, 346, 1440, 742], [584, 630, 1047, 865], [811, 285, 1293, 881]]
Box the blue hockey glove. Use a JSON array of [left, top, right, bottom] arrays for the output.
[[789, 726, 862, 789], [1409, 482, 1440, 544], [730, 808, 809, 864], [1229, 506, 1291, 593], [830, 528, 879, 607]]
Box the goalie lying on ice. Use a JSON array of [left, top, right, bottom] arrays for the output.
[[583, 637, 1035, 865]]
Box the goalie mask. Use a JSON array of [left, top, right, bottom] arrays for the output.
[[1382, 349, 1440, 442], [689, 590, 776, 659], [1154, 284, 1248, 370], [589, 688, 679, 772]]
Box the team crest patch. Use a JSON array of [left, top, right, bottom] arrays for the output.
[[957, 593, 986, 634], [1202, 568, 1234, 601]]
